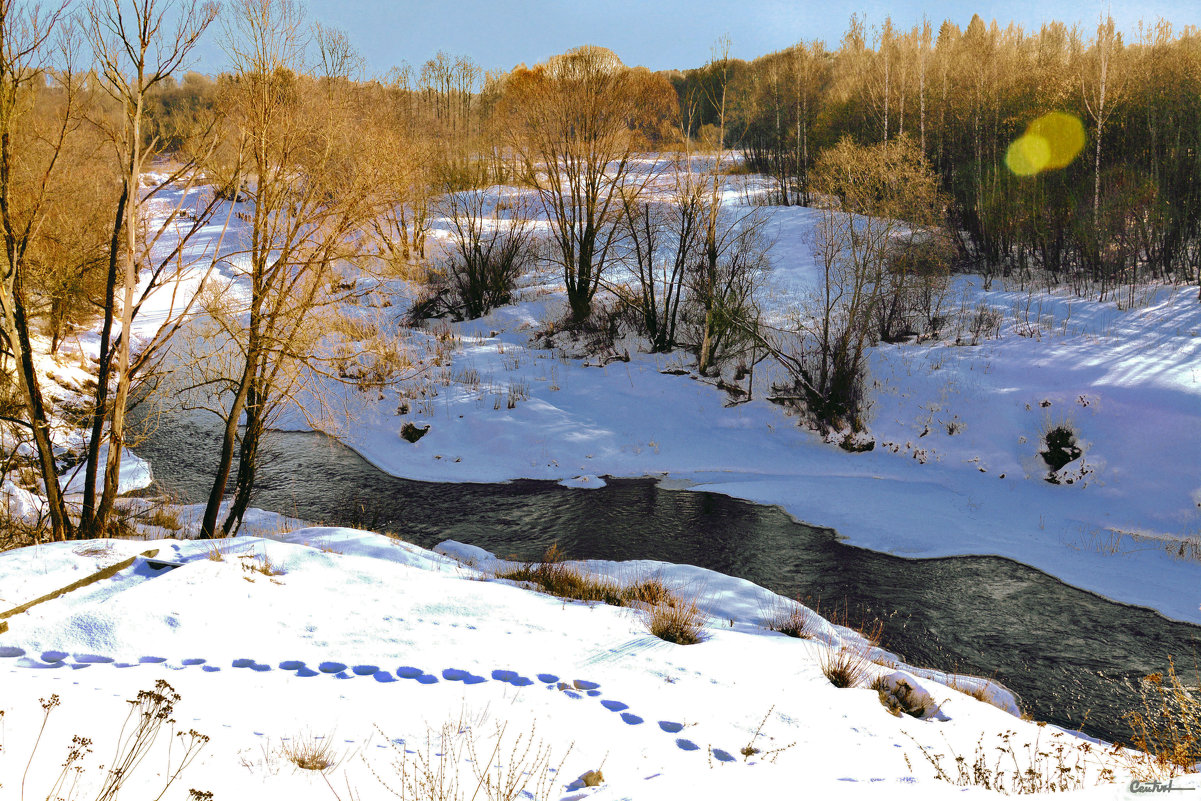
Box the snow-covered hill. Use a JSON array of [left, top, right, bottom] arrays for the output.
[[0, 529, 1175, 799]]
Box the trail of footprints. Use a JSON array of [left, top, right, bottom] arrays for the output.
[[0, 645, 737, 761]]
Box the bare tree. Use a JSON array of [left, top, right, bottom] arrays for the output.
[[368, 66, 435, 275], [0, 0, 77, 538], [613, 159, 703, 353], [195, 0, 379, 538], [777, 137, 945, 432], [78, 0, 219, 537], [504, 45, 673, 324]]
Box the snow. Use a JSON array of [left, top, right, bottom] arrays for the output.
[[58, 444, 154, 496], [0, 531, 1175, 799], [4, 161, 1201, 797]]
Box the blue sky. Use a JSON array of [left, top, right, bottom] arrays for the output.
[[188, 1, 1200, 75]]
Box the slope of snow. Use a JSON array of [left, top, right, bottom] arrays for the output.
[[1, 531, 1178, 799]]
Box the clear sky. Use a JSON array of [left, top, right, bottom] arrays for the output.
[[187, 1, 1200, 75]]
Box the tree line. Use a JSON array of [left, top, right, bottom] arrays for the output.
[[675, 14, 1201, 298]]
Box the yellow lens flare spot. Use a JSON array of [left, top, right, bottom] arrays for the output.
[[1006, 112, 1086, 176], [1006, 134, 1051, 176]]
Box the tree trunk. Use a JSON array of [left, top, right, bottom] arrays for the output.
[[200, 356, 255, 539], [80, 186, 128, 537]]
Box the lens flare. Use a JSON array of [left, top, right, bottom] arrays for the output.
[[1006, 112, 1085, 176], [1006, 134, 1051, 176]]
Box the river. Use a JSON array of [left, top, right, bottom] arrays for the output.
[[134, 412, 1201, 746]]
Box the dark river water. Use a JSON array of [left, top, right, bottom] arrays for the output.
[[134, 413, 1201, 746]]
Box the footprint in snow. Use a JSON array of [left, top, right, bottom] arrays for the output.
[[232, 658, 271, 672], [442, 668, 486, 684], [675, 738, 699, 752], [620, 712, 643, 725], [491, 669, 534, 687], [711, 748, 735, 763], [396, 665, 438, 684], [658, 721, 684, 733]]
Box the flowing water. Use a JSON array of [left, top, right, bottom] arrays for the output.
[[135, 414, 1201, 745]]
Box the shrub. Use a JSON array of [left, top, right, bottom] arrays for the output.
[[0, 513, 43, 552], [412, 188, 536, 322]]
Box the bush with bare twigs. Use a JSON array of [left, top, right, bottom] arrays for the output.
[[1124, 659, 1201, 778], [369, 719, 570, 801], [9, 681, 209, 801], [905, 728, 1119, 793]]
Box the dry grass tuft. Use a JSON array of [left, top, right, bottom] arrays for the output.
[[495, 545, 707, 645], [139, 506, 182, 531], [240, 551, 284, 577], [762, 596, 816, 639], [622, 574, 675, 607], [495, 544, 625, 605], [281, 732, 339, 772], [643, 592, 707, 645], [820, 645, 873, 688], [948, 676, 993, 705]]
